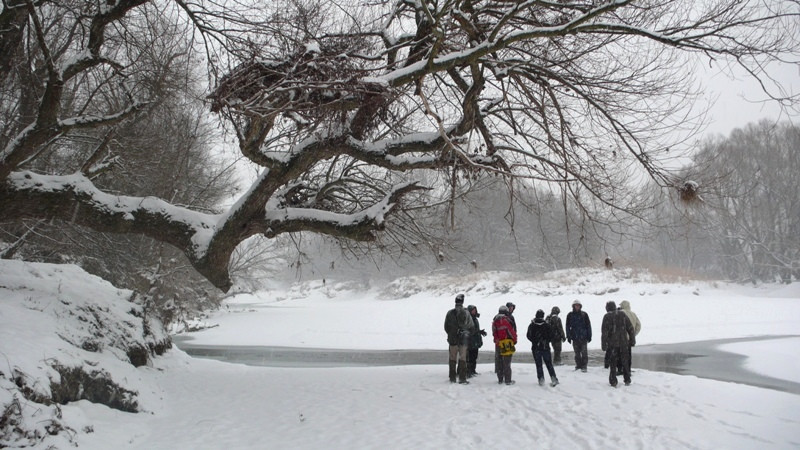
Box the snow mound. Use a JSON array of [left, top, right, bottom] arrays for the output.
[[0, 260, 170, 448], [270, 267, 708, 301]]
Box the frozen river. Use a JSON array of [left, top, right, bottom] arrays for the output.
[[174, 335, 800, 395]]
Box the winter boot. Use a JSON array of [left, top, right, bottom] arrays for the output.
[[449, 360, 457, 383], [550, 377, 559, 387], [457, 359, 468, 384], [467, 361, 478, 378], [538, 378, 545, 386]]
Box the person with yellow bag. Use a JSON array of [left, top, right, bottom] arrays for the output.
[[492, 305, 517, 385]]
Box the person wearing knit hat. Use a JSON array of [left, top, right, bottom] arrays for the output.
[[618, 300, 641, 376], [546, 306, 567, 365], [466, 305, 487, 377], [526, 309, 559, 387], [492, 304, 517, 385], [444, 293, 473, 384], [505, 302, 517, 332], [565, 299, 592, 372], [602, 300, 636, 387]]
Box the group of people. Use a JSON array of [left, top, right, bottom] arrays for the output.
[[444, 295, 641, 387]]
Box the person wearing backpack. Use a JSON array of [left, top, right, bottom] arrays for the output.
[[565, 299, 592, 372], [444, 293, 474, 384], [601, 300, 636, 387], [618, 300, 641, 375], [546, 306, 566, 365], [527, 309, 559, 387], [492, 305, 517, 385]]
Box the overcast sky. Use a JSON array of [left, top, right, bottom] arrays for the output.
[[700, 60, 798, 137]]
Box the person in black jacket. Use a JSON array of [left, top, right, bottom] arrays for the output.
[[527, 309, 559, 387], [466, 305, 487, 377], [565, 299, 592, 372], [505, 302, 517, 331], [546, 306, 566, 365]]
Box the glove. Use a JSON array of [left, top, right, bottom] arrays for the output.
[[630, 339, 636, 347], [562, 338, 566, 342], [480, 329, 487, 337]]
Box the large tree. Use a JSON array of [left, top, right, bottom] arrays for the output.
[[0, 4, 236, 320], [2, 0, 798, 291]]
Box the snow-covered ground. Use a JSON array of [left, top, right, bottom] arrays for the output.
[[2, 262, 800, 449]]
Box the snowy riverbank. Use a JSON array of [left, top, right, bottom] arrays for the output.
[[2, 262, 799, 448]]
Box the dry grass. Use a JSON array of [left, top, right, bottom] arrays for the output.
[[622, 261, 714, 284]]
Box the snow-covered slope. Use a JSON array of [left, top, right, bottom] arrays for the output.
[[0, 260, 169, 447]]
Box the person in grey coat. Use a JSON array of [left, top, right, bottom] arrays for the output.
[[444, 293, 474, 384], [601, 300, 636, 387], [618, 300, 641, 375]]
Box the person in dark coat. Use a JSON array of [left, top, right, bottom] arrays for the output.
[[601, 300, 636, 387], [493, 305, 517, 385], [466, 305, 487, 377], [546, 306, 566, 365], [527, 309, 559, 387], [505, 301, 517, 331], [444, 293, 474, 384], [565, 299, 592, 372]]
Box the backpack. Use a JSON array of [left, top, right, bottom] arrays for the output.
[[498, 338, 516, 356]]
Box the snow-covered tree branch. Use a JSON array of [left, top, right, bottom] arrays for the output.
[[1, 0, 798, 291]]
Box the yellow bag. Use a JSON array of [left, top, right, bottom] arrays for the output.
[[498, 338, 516, 356]]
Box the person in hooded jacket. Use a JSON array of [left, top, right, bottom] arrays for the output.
[[565, 299, 592, 372], [466, 305, 487, 377], [493, 305, 517, 385], [527, 309, 559, 387], [546, 306, 566, 365], [444, 294, 474, 384], [601, 300, 636, 387], [618, 300, 641, 376]]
